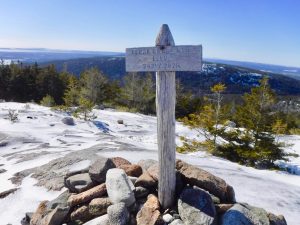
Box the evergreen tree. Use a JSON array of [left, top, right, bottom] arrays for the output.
[[219, 77, 289, 167], [64, 75, 80, 106], [179, 83, 227, 153], [80, 67, 109, 104]]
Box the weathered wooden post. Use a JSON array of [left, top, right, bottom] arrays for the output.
[[126, 24, 202, 209]]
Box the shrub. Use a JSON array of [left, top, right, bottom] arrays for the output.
[[8, 109, 18, 123], [40, 95, 56, 107]]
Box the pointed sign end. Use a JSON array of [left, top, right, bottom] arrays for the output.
[[155, 24, 175, 47]]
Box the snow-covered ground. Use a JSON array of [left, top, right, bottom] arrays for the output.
[[0, 102, 300, 225]]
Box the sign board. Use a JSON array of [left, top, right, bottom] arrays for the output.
[[126, 45, 202, 72]]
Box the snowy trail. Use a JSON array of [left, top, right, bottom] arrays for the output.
[[0, 102, 300, 225]]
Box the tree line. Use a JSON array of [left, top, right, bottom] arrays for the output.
[[1, 61, 299, 168]]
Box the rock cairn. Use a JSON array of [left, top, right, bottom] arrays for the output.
[[24, 157, 287, 225]]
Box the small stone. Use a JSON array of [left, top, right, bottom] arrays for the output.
[[117, 119, 124, 124], [0, 168, 7, 174], [89, 157, 115, 183], [62, 117, 75, 125], [135, 171, 157, 189], [68, 183, 106, 207], [163, 213, 174, 223], [119, 164, 143, 177], [134, 186, 149, 199], [65, 173, 94, 193], [106, 168, 135, 207], [107, 202, 129, 225], [111, 157, 131, 167], [89, 197, 112, 216], [136, 194, 161, 225]]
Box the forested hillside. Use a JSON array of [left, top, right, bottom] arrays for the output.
[[41, 56, 300, 95]]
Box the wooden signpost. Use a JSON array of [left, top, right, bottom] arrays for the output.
[[126, 24, 202, 209]]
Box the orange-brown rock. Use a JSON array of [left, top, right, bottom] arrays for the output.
[[176, 160, 235, 203], [68, 183, 106, 207], [111, 157, 131, 167], [89, 197, 112, 216], [135, 171, 157, 188], [147, 165, 159, 181], [70, 205, 93, 222], [30, 201, 48, 225], [119, 164, 143, 177], [136, 194, 161, 225]]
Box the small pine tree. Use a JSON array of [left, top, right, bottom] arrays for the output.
[[73, 97, 96, 121], [178, 83, 227, 153], [64, 76, 80, 106], [219, 77, 289, 168], [40, 95, 55, 107]]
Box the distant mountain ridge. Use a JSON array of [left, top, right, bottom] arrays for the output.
[[207, 58, 300, 80], [41, 56, 300, 95], [1, 48, 300, 95]]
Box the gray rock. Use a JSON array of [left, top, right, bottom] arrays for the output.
[[89, 157, 115, 183], [268, 213, 287, 225], [137, 159, 158, 172], [82, 214, 109, 225], [107, 203, 129, 225], [170, 219, 185, 225], [46, 190, 71, 210], [0, 141, 8, 147], [61, 117, 75, 125], [134, 186, 149, 199], [129, 176, 138, 184], [221, 203, 265, 225], [106, 168, 135, 207], [246, 204, 270, 225], [21, 212, 33, 225], [178, 187, 216, 225], [0, 188, 19, 199], [0, 168, 7, 174], [117, 119, 124, 124], [65, 173, 94, 193]]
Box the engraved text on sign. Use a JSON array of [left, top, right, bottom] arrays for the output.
[[126, 45, 202, 72]]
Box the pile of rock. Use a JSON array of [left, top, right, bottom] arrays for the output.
[[24, 157, 287, 225]]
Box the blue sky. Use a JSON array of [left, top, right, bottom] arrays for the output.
[[0, 0, 300, 67]]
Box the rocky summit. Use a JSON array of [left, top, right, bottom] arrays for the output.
[[24, 156, 287, 225]]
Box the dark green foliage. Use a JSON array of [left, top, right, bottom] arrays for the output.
[[0, 62, 68, 104]]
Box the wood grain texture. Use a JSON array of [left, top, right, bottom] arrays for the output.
[[156, 24, 176, 209]]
